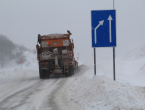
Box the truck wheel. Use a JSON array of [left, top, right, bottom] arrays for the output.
[[39, 69, 43, 79], [46, 69, 50, 78], [69, 68, 74, 76], [41, 70, 49, 79], [41, 69, 46, 79], [71, 69, 74, 76], [68, 71, 72, 76], [39, 71, 42, 79], [41, 70, 45, 79], [43, 70, 47, 79], [65, 72, 69, 77], [39, 62, 44, 79], [69, 71, 72, 76]]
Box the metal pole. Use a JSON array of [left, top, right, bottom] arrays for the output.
[[94, 48, 96, 75], [113, 0, 116, 81], [113, 0, 114, 9], [113, 47, 115, 80]]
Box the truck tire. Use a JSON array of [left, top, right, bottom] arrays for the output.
[[45, 69, 50, 78], [41, 69, 50, 79], [39, 69, 46, 79], [65, 72, 69, 77], [39, 71, 42, 79], [69, 72, 72, 76], [39, 68, 43, 79], [39, 62, 43, 79], [69, 67, 74, 76], [42, 70, 46, 79], [71, 68, 74, 76], [44, 70, 48, 79]]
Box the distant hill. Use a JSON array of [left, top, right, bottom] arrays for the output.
[[0, 34, 30, 68]]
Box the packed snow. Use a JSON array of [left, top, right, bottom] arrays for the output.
[[67, 68, 145, 110]]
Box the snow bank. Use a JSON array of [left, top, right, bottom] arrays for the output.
[[68, 70, 145, 110]]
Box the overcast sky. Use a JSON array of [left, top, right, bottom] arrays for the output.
[[0, 0, 145, 62]]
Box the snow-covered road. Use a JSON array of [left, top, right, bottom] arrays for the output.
[[1, 47, 145, 110], [0, 65, 88, 110]]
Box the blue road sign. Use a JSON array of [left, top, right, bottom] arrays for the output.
[[91, 10, 116, 47]]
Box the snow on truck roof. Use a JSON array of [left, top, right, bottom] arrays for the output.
[[40, 34, 70, 39]]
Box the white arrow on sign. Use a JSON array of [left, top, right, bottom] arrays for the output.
[[94, 20, 104, 44], [108, 15, 113, 43]]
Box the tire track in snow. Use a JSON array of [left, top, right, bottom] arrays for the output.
[[0, 72, 29, 103], [0, 65, 89, 110], [0, 76, 61, 110], [26, 78, 61, 110], [0, 79, 43, 110], [0, 72, 27, 94], [50, 65, 89, 110]]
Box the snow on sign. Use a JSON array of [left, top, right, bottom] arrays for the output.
[[91, 10, 116, 47]]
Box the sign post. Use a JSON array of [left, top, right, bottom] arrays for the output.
[[77, 53, 79, 61], [94, 48, 96, 75], [113, 0, 116, 81], [19, 59, 23, 69], [113, 47, 115, 80], [91, 10, 116, 80]]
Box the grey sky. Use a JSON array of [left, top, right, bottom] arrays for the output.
[[0, 0, 145, 62]]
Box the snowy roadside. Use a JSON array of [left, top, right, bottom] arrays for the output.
[[67, 68, 145, 110], [55, 58, 145, 110]]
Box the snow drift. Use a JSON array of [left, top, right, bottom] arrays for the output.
[[65, 45, 145, 110], [68, 69, 145, 110]]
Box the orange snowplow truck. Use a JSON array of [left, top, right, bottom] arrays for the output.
[[36, 31, 78, 79]]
